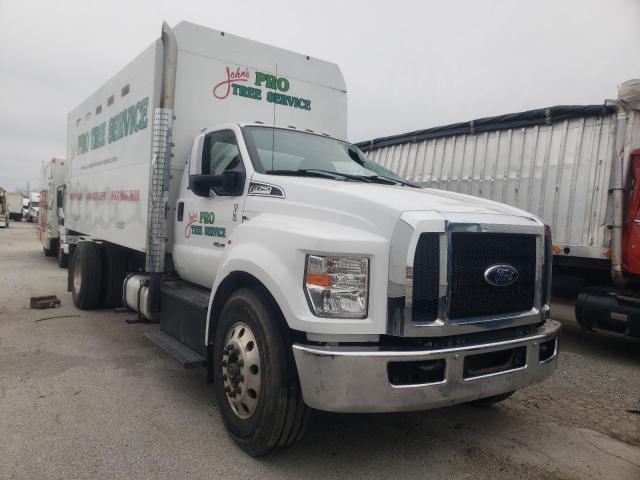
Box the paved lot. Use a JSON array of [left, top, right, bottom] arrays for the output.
[[1, 222, 638, 479]]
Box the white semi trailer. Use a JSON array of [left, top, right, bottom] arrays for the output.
[[358, 81, 640, 338], [65, 22, 559, 455], [7, 192, 23, 222]]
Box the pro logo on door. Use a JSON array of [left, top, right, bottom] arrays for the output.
[[184, 210, 226, 239]]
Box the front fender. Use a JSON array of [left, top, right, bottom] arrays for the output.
[[205, 213, 390, 343]]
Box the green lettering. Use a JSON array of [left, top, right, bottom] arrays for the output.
[[78, 132, 89, 154], [123, 105, 135, 135], [204, 226, 226, 237], [114, 112, 124, 142], [265, 74, 277, 90], [137, 97, 148, 130], [249, 87, 262, 100], [277, 77, 290, 92], [90, 122, 106, 150], [254, 71, 267, 87], [199, 211, 215, 224]]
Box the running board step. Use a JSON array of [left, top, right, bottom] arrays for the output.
[[143, 330, 206, 369]]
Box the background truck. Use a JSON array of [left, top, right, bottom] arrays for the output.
[[27, 192, 40, 223], [357, 80, 640, 338], [64, 21, 559, 456], [7, 192, 23, 222], [0, 188, 8, 227], [39, 157, 67, 264]]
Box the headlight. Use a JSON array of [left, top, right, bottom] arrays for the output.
[[304, 255, 369, 318]]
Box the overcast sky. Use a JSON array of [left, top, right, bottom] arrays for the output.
[[0, 0, 638, 192]]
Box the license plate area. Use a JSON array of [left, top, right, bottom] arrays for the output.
[[463, 346, 526, 379]]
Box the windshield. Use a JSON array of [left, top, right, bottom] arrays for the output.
[[242, 126, 415, 186]]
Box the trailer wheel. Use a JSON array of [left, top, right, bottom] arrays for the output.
[[71, 241, 102, 309], [213, 287, 310, 456], [100, 244, 127, 308], [467, 391, 515, 407]]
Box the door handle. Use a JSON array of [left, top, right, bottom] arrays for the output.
[[177, 202, 184, 221]]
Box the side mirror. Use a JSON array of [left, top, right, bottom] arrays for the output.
[[221, 171, 244, 195], [189, 171, 245, 197]]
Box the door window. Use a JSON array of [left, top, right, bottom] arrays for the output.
[[203, 130, 243, 175]]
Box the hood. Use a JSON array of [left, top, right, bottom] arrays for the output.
[[245, 174, 539, 237]]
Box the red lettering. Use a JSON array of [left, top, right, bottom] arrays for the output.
[[213, 66, 249, 99], [184, 211, 198, 238]]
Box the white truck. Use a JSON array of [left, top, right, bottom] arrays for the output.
[[39, 157, 67, 264], [27, 192, 40, 223], [65, 22, 559, 455], [357, 81, 640, 338], [7, 192, 23, 222], [0, 188, 8, 227]]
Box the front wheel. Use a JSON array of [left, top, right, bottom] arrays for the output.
[[213, 287, 310, 456]]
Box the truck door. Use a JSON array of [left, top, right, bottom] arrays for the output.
[[174, 128, 246, 287]]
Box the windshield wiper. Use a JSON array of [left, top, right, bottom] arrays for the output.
[[359, 175, 418, 187], [265, 169, 373, 183]]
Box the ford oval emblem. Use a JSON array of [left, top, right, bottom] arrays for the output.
[[483, 264, 519, 287]]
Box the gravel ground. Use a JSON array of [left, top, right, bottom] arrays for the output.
[[0, 222, 638, 479]]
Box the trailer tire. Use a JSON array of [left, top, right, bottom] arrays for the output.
[[71, 241, 102, 309], [467, 391, 515, 407], [213, 287, 310, 456], [100, 244, 127, 308]]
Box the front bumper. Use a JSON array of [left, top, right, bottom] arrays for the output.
[[292, 319, 560, 413]]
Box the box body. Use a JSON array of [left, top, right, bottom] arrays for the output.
[[66, 21, 347, 254]]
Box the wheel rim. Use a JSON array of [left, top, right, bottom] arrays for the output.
[[221, 322, 261, 419], [73, 257, 82, 292]]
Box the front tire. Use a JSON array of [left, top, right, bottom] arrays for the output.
[[71, 242, 102, 309], [213, 287, 310, 456], [58, 247, 68, 268], [43, 239, 59, 257]]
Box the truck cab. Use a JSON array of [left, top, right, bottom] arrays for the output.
[[165, 120, 559, 451], [39, 158, 66, 263]]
